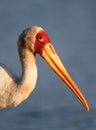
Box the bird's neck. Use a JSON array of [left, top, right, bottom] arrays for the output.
[[21, 51, 37, 85], [20, 49, 37, 93], [11, 49, 38, 106]]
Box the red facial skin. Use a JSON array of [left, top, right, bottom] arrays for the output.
[[34, 30, 51, 55]]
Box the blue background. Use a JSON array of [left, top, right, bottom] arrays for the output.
[[0, 0, 96, 130]]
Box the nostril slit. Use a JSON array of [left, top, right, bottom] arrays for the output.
[[49, 44, 56, 54]]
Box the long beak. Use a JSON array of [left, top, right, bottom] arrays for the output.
[[41, 43, 89, 111]]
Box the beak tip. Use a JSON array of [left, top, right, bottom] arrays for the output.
[[83, 100, 90, 111], [86, 105, 90, 111]]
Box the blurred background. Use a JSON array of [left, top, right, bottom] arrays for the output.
[[0, 0, 96, 130]]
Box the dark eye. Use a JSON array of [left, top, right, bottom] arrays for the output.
[[38, 35, 44, 41]]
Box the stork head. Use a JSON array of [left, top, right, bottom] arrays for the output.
[[18, 26, 89, 111]]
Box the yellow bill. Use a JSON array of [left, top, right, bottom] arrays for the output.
[[41, 43, 89, 111]]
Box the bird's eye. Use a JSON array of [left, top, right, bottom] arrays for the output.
[[38, 35, 44, 42]]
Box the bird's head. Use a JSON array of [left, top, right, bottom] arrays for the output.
[[18, 26, 89, 111]]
